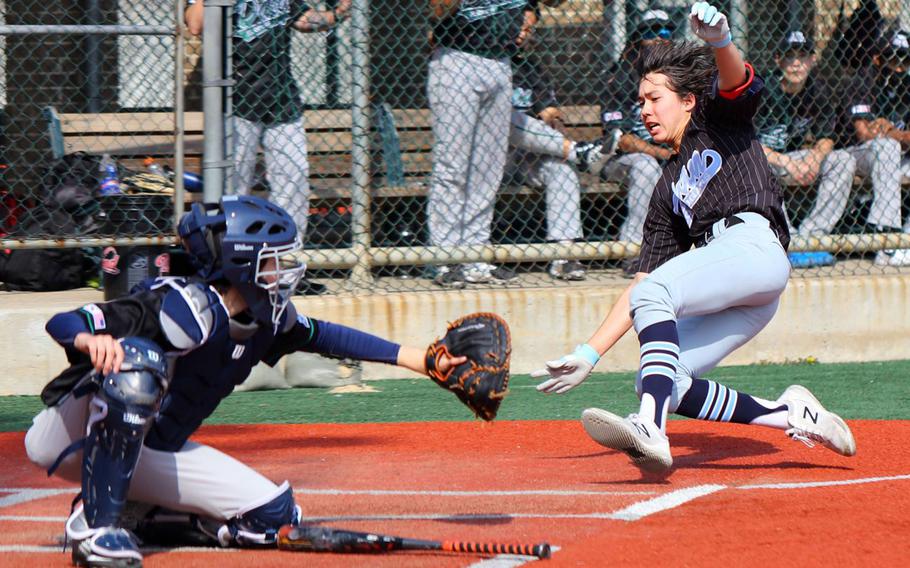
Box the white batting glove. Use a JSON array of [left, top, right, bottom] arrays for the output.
[[531, 344, 600, 394], [689, 2, 731, 48]]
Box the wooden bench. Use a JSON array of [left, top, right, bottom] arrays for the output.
[[43, 104, 622, 199]]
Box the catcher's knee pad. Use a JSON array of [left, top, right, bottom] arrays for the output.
[[82, 345, 166, 529], [201, 482, 300, 547]]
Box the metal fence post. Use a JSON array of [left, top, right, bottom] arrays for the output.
[[202, 0, 231, 204], [348, 0, 373, 289]]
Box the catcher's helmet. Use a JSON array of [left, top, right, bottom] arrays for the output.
[[177, 195, 306, 329]]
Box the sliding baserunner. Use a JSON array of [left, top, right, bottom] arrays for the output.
[[532, 2, 855, 473]]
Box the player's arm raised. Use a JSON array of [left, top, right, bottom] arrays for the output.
[[689, 2, 745, 91]]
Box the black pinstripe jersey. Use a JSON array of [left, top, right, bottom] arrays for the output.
[[636, 67, 791, 274]]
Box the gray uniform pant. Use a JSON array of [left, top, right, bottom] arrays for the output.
[[233, 115, 311, 235], [24, 392, 282, 521], [505, 111, 582, 242], [629, 213, 791, 411], [427, 47, 512, 248], [601, 153, 663, 244], [845, 137, 903, 229], [772, 148, 856, 236]]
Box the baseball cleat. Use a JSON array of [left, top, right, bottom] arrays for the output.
[[548, 259, 586, 281], [574, 128, 622, 175], [779, 384, 856, 456], [71, 527, 143, 568], [67, 504, 143, 567], [582, 409, 672, 472]]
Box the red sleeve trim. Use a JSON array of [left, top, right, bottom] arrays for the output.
[[718, 62, 754, 100]]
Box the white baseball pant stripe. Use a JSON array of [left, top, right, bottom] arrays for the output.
[[24, 393, 280, 520], [630, 213, 791, 412], [427, 47, 512, 248], [233, 115, 311, 235]]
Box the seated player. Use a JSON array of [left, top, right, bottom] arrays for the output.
[[24, 195, 506, 567]]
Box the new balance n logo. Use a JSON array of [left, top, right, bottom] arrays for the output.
[[803, 407, 818, 424], [633, 422, 651, 438], [231, 345, 245, 360]]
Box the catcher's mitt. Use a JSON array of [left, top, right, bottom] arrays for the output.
[[425, 312, 511, 421]]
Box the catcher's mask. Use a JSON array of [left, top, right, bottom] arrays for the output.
[[177, 195, 306, 330]]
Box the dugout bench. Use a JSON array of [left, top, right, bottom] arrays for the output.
[[43, 104, 627, 246]]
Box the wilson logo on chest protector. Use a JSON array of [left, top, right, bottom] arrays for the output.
[[232, 345, 246, 360], [672, 149, 723, 226]]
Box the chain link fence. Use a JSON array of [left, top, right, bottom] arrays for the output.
[[2, 1, 910, 294]]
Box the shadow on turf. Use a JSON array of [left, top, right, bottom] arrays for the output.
[[548, 432, 853, 480]]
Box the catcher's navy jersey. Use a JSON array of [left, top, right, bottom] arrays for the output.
[[637, 65, 791, 273], [43, 276, 400, 452]]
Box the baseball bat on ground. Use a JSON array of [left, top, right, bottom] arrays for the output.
[[277, 524, 551, 559]]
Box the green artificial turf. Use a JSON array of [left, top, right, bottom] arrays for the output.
[[2, 359, 908, 432]]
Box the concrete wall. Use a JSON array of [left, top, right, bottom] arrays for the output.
[[3, 274, 909, 396]]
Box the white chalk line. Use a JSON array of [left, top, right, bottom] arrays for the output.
[[2, 473, 908, 562]]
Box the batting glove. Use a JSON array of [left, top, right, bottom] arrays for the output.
[[689, 2, 731, 48], [531, 344, 600, 394]]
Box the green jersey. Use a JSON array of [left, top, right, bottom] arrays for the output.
[[433, 0, 529, 60], [755, 72, 834, 153], [233, 0, 309, 125]]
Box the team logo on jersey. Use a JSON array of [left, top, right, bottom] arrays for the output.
[[671, 149, 723, 226], [511, 87, 533, 111]]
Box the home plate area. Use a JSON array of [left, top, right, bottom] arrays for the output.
[[1, 420, 908, 566]]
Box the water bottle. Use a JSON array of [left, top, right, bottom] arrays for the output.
[[162, 165, 203, 192], [98, 153, 121, 196]]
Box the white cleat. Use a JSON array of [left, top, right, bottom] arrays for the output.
[[581, 409, 672, 473], [779, 385, 856, 457]]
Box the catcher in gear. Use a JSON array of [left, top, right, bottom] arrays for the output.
[[24, 195, 512, 567]]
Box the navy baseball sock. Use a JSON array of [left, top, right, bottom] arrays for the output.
[[676, 379, 788, 427], [637, 321, 679, 432]]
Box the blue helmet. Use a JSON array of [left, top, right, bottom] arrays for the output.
[[177, 195, 306, 329], [115, 336, 169, 385]]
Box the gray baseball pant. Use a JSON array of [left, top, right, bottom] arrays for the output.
[[772, 148, 856, 236], [24, 392, 282, 520], [427, 47, 512, 248], [845, 137, 903, 229], [601, 153, 662, 243], [233, 115, 311, 235], [503, 149, 583, 242], [629, 213, 791, 411], [505, 111, 582, 242]]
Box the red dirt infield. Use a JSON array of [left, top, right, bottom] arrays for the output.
[[1, 419, 908, 567]]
